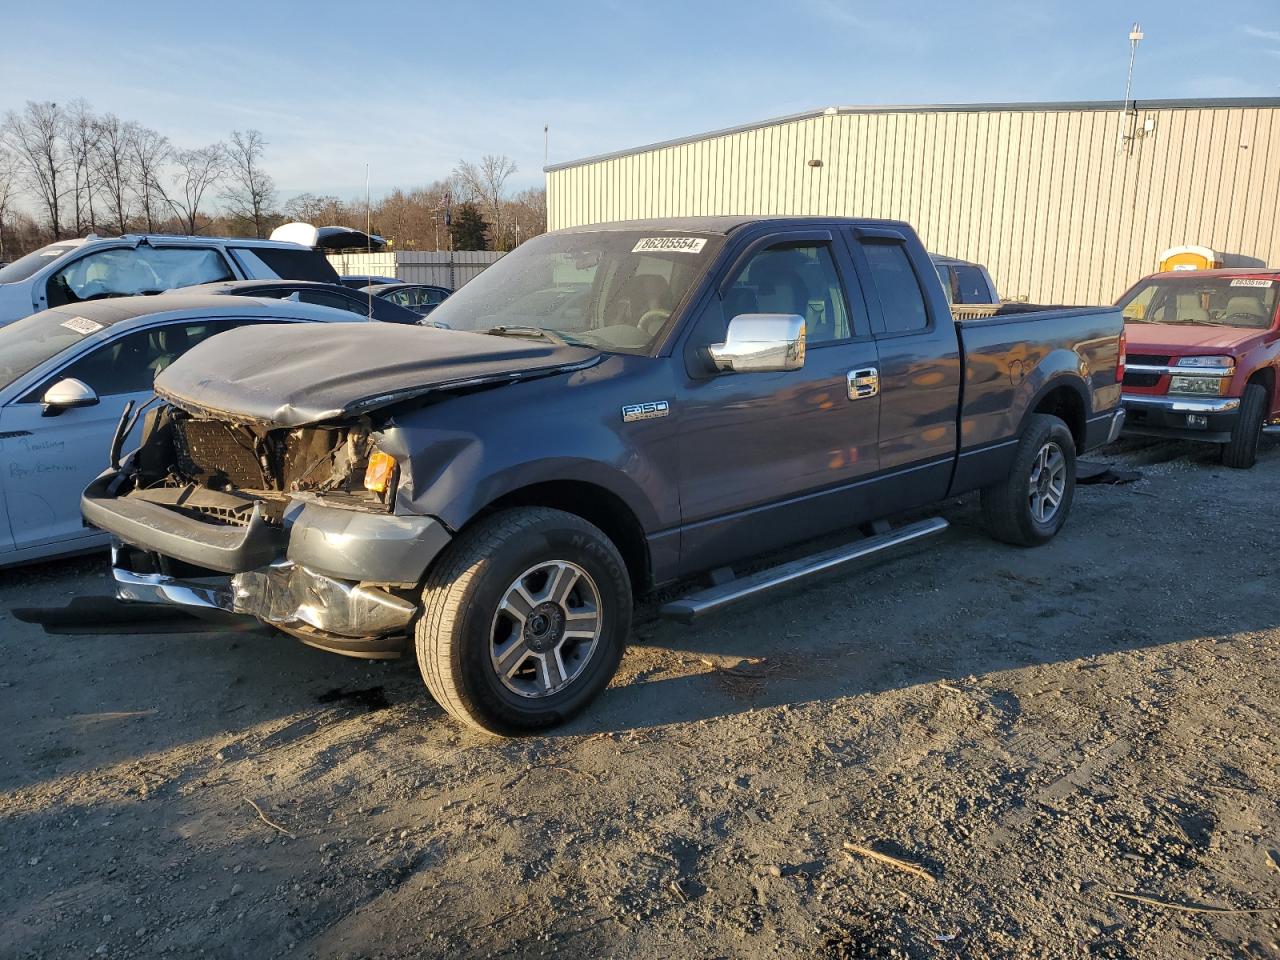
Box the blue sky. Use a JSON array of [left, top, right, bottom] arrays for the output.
[[2, 0, 1279, 201]]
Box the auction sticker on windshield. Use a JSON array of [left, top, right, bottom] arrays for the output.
[[1230, 278, 1273, 287], [632, 237, 707, 254], [60, 316, 104, 335]]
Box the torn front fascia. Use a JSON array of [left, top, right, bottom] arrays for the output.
[[134, 404, 384, 502]]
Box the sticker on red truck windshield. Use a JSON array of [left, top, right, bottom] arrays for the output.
[[1230, 278, 1274, 287], [632, 237, 707, 254]]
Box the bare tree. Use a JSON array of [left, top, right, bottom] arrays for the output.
[[452, 155, 517, 249], [282, 192, 350, 225], [222, 129, 276, 238], [0, 147, 18, 259], [2, 101, 67, 238], [168, 143, 225, 234], [93, 115, 135, 234], [128, 125, 172, 232], [65, 100, 101, 235], [507, 186, 547, 246]]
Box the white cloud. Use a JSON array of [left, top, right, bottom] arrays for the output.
[[1243, 25, 1280, 42]]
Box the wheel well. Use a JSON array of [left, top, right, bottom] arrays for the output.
[[477, 481, 650, 591], [1033, 385, 1086, 451], [1247, 367, 1275, 410]]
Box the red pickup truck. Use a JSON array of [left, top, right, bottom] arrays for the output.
[[1117, 269, 1280, 468]]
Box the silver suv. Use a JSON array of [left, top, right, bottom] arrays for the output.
[[0, 234, 339, 326]]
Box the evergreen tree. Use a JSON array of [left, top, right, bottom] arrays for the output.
[[449, 202, 489, 251]]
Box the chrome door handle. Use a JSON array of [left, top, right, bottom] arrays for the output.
[[848, 367, 879, 400]]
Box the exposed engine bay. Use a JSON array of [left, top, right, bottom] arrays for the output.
[[121, 404, 395, 528]]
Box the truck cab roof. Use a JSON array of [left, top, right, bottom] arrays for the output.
[[552, 215, 913, 236]]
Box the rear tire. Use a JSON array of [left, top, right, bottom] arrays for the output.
[[1221, 383, 1267, 470], [415, 507, 631, 736], [982, 414, 1077, 547]]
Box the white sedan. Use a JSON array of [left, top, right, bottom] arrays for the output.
[[0, 294, 366, 567]]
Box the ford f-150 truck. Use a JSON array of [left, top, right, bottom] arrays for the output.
[[82, 216, 1125, 735], [1117, 268, 1280, 468]]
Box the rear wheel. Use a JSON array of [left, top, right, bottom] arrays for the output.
[[982, 414, 1077, 547], [415, 507, 631, 735], [1221, 383, 1267, 470]]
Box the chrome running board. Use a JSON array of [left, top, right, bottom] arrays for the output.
[[659, 517, 949, 623]]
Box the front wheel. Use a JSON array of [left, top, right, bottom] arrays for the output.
[[1221, 383, 1267, 470], [981, 413, 1077, 547], [415, 507, 631, 736]]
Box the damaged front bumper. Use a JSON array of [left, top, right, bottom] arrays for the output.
[[111, 554, 416, 657], [85, 467, 453, 657]]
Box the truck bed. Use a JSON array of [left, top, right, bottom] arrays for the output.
[[952, 305, 1125, 489]]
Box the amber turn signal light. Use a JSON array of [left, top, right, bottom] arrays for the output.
[[363, 451, 397, 493]]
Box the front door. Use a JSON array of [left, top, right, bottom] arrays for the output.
[[0, 392, 146, 550], [676, 231, 882, 575], [0, 318, 262, 550]]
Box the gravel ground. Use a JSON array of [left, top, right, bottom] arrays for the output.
[[1, 435, 1278, 959]]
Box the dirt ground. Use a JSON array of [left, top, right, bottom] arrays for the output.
[[1, 435, 1278, 960]]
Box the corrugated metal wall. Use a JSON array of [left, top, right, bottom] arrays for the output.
[[326, 250, 504, 288], [546, 101, 1280, 305]]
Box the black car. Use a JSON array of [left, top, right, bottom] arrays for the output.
[[339, 275, 400, 290], [364, 282, 453, 317], [176, 279, 423, 324]]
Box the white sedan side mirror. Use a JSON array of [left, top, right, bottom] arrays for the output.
[[42, 377, 99, 416]]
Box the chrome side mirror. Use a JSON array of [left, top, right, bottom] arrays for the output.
[[708, 314, 806, 373], [41, 377, 99, 416]]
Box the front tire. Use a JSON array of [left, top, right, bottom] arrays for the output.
[[981, 413, 1077, 547], [1221, 383, 1267, 470], [415, 507, 631, 736]]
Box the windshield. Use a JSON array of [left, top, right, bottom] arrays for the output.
[[1119, 276, 1279, 329], [0, 243, 79, 284], [426, 230, 724, 353], [0, 310, 106, 390]]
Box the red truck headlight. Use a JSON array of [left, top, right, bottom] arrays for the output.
[[1168, 355, 1235, 397]]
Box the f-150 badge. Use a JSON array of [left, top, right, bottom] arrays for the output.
[[621, 401, 670, 423]]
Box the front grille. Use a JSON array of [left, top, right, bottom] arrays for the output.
[[1124, 371, 1164, 388], [1124, 353, 1169, 388], [173, 419, 265, 487]]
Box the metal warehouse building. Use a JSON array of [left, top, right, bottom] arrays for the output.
[[545, 98, 1280, 305]]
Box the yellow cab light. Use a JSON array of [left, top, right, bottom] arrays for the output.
[[363, 451, 397, 493]]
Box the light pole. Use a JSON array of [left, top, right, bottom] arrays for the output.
[[1120, 22, 1144, 153]]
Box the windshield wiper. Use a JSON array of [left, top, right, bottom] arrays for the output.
[[484, 325, 571, 346]]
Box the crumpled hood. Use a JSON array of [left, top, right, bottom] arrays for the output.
[[155, 321, 600, 427], [1124, 321, 1269, 356]]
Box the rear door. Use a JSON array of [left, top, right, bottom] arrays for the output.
[[851, 228, 961, 509], [676, 228, 882, 574]]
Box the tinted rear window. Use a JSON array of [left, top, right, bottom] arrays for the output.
[[232, 247, 338, 283], [954, 265, 993, 303], [862, 242, 929, 333]]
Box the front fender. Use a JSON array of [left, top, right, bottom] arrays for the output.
[[382, 354, 680, 537]]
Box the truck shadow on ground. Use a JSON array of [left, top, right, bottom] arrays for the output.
[[558, 437, 1280, 736]]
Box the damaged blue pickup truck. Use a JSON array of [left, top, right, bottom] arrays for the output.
[[83, 216, 1125, 734]]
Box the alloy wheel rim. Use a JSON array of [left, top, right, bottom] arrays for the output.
[[1028, 441, 1067, 523], [489, 560, 602, 699]]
